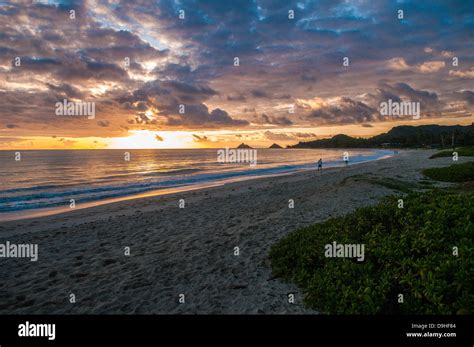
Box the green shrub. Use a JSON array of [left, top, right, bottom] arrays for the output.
[[430, 147, 474, 159], [423, 161, 474, 182], [270, 191, 474, 314]]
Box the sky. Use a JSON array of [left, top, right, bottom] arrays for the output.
[[0, 0, 473, 149]]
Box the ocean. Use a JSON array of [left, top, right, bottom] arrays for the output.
[[0, 148, 393, 218]]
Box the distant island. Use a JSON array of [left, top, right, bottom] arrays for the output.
[[288, 124, 474, 149], [237, 143, 253, 149], [269, 143, 283, 149]]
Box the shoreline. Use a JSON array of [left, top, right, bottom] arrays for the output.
[[0, 149, 466, 314], [0, 149, 394, 222]]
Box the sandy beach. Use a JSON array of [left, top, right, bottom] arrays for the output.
[[0, 149, 466, 314]]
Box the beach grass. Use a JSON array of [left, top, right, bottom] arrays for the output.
[[429, 147, 474, 159], [364, 177, 424, 193], [422, 161, 474, 182], [342, 175, 424, 193], [269, 191, 474, 314]]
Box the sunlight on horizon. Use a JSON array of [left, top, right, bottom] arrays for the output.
[[110, 130, 197, 149]]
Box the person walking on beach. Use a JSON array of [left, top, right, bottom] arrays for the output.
[[317, 158, 323, 172]]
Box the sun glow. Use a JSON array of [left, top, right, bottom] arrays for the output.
[[109, 130, 196, 149]]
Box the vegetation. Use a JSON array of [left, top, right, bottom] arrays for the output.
[[270, 191, 474, 314], [364, 177, 424, 194], [423, 161, 474, 182], [429, 146, 474, 159], [289, 124, 474, 149]]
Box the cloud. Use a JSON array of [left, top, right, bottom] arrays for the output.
[[242, 107, 256, 113], [165, 105, 249, 128], [369, 82, 442, 117], [418, 61, 445, 73], [449, 69, 474, 78], [118, 80, 248, 128], [305, 97, 379, 125], [97, 120, 110, 127], [441, 51, 454, 58], [192, 134, 209, 142], [58, 138, 76, 146], [250, 90, 291, 100], [253, 113, 293, 125], [386, 57, 411, 71], [292, 132, 317, 139], [122, 101, 149, 111], [227, 94, 247, 101], [263, 131, 294, 141], [379, 83, 439, 105], [386, 57, 445, 73], [263, 131, 317, 141], [46, 83, 84, 99], [453, 90, 474, 105], [251, 90, 269, 98], [301, 82, 446, 125], [131, 113, 157, 125]]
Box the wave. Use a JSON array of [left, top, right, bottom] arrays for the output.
[[0, 150, 393, 213]]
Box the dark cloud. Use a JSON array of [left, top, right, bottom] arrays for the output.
[[192, 134, 209, 142], [253, 113, 293, 125], [121, 101, 149, 111], [133, 113, 157, 125], [58, 137, 76, 146], [307, 97, 379, 125], [380, 83, 439, 105], [227, 94, 247, 102], [124, 80, 217, 106], [97, 120, 110, 127], [251, 90, 269, 98], [249, 90, 291, 100], [165, 106, 248, 127], [118, 80, 247, 128], [374, 82, 443, 117], [453, 90, 474, 105], [293, 132, 317, 138], [47, 83, 84, 99], [305, 82, 448, 125]]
